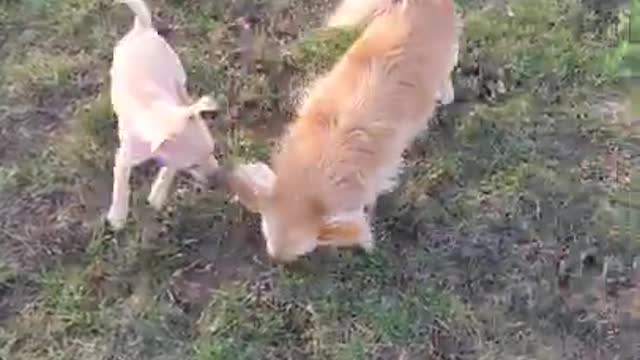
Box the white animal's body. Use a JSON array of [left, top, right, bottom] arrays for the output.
[[107, 0, 219, 229]]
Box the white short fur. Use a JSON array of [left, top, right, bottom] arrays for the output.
[[107, 0, 219, 229]]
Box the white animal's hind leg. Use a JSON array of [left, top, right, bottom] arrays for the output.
[[147, 167, 177, 210], [107, 148, 132, 230]]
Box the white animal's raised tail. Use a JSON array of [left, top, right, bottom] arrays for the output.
[[116, 0, 153, 29]]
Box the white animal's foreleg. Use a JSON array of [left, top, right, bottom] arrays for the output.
[[436, 33, 459, 106], [436, 77, 455, 105], [107, 148, 132, 230], [147, 166, 177, 210], [361, 200, 377, 252], [359, 224, 375, 252]]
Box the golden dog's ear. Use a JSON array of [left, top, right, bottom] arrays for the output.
[[318, 222, 362, 243], [317, 210, 372, 250], [318, 209, 374, 251], [227, 162, 275, 213]]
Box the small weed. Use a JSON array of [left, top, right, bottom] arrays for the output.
[[104, 302, 196, 360], [5, 51, 91, 99], [185, 56, 229, 98], [2, 268, 111, 360], [196, 282, 310, 360], [41, 269, 102, 335], [631, 0, 640, 41], [223, 128, 272, 163], [464, 0, 619, 90], [57, 89, 116, 173], [0, 148, 67, 194], [292, 26, 362, 76], [0, 261, 17, 286]]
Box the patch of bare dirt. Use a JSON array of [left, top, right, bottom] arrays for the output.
[[0, 189, 90, 272], [168, 213, 267, 315]]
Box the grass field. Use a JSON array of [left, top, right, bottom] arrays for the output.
[[0, 0, 639, 359]]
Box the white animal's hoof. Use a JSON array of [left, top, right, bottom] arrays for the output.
[[107, 212, 126, 231], [147, 192, 166, 211], [360, 237, 375, 253], [194, 95, 219, 113]]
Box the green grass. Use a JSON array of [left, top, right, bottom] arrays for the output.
[[292, 26, 362, 76], [1, 269, 108, 360], [0, 148, 67, 194], [57, 89, 117, 173], [0, 0, 638, 358], [195, 260, 470, 359], [5, 52, 89, 98]]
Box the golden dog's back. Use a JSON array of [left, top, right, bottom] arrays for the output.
[[273, 0, 457, 211]]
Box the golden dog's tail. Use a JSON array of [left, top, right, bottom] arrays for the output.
[[326, 0, 387, 28], [117, 0, 153, 29]]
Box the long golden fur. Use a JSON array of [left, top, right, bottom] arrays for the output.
[[228, 0, 459, 262]]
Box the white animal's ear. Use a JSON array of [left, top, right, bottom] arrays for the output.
[[228, 162, 276, 213]]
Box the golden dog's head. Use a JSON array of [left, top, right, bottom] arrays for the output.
[[224, 162, 372, 262]]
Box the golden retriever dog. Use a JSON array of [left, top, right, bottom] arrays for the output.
[[107, 0, 220, 229], [225, 0, 459, 262], [326, 0, 460, 105]]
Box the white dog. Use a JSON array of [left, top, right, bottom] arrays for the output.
[[107, 0, 220, 229]]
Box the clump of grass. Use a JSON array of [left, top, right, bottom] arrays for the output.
[[4, 51, 91, 99], [40, 268, 104, 336], [310, 285, 468, 358], [2, 268, 111, 360], [56, 89, 116, 174], [631, 0, 640, 40], [223, 128, 271, 164], [1, 0, 51, 19], [185, 55, 229, 98], [172, 0, 224, 37], [606, 172, 640, 245], [619, 0, 640, 79], [443, 96, 538, 186], [103, 301, 196, 360], [195, 282, 312, 360], [50, 0, 106, 36], [194, 273, 466, 359], [463, 0, 621, 90], [598, 2, 639, 80], [0, 148, 67, 194], [292, 26, 362, 76]]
